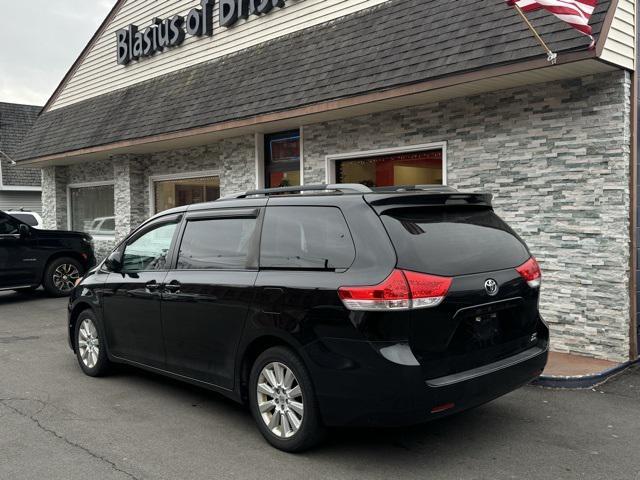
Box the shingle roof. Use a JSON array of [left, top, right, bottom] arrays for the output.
[[0, 102, 42, 186], [0, 102, 41, 157], [15, 0, 612, 161]]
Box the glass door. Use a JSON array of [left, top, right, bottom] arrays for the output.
[[264, 131, 301, 188]]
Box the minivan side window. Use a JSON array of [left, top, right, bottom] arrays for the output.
[[260, 206, 355, 270], [122, 222, 178, 272], [177, 217, 257, 270]]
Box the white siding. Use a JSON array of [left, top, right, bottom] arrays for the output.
[[600, 0, 636, 70], [49, 0, 392, 111], [0, 191, 42, 214]]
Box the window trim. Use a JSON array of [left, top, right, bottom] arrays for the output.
[[66, 180, 116, 240], [172, 208, 263, 272], [185, 208, 259, 221], [324, 142, 447, 186], [148, 169, 222, 217]]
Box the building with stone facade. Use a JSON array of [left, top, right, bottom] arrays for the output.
[[12, 0, 639, 363], [0, 102, 42, 212]]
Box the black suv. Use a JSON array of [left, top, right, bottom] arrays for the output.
[[68, 184, 548, 452], [0, 210, 96, 296]]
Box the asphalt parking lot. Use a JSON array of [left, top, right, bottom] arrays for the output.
[[0, 290, 638, 480]]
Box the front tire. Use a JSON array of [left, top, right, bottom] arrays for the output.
[[74, 310, 110, 377], [43, 257, 83, 297], [249, 346, 325, 452]]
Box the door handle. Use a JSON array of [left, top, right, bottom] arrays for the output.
[[145, 280, 160, 292], [164, 281, 181, 293]]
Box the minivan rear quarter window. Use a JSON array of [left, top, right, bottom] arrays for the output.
[[260, 206, 355, 270], [381, 207, 530, 277], [177, 217, 257, 270]]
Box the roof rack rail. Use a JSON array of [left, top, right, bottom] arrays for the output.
[[371, 185, 459, 193], [219, 183, 372, 200]]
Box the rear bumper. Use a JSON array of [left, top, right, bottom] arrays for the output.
[[304, 336, 548, 427]]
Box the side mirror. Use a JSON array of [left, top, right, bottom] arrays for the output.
[[104, 249, 123, 272], [18, 224, 30, 239]]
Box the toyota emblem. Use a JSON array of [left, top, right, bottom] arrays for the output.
[[484, 279, 499, 296]]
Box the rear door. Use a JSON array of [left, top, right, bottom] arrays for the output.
[[161, 207, 262, 389], [375, 202, 540, 379], [254, 203, 359, 342]]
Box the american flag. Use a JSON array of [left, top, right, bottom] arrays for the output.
[[507, 0, 597, 45]]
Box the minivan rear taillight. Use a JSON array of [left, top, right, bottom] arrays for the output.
[[516, 257, 541, 288], [338, 269, 452, 311]]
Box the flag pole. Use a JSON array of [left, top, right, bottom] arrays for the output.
[[513, 4, 558, 64]]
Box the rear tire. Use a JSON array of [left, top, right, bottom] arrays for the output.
[[74, 309, 110, 377], [43, 257, 83, 297], [249, 346, 325, 452]]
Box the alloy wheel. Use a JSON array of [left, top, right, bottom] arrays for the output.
[[78, 318, 100, 369], [256, 362, 304, 438], [52, 263, 80, 292]]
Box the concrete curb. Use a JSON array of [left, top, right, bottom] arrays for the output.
[[531, 358, 639, 389]]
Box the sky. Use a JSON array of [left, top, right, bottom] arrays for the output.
[[0, 0, 117, 106]]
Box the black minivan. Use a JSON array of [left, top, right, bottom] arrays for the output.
[[69, 184, 548, 452]]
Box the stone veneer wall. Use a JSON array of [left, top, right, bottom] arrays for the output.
[[41, 135, 256, 260], [40, 71, 631, 361], [304, 70, 632, 361]]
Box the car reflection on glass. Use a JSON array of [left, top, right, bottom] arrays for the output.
[[86, 216, 115, 237]]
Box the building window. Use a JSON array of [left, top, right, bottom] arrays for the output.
[[69, 183, 115, 237], [153, 175, 220, 214], [335, 149, 443, 188], [265, 131, 300, 188]]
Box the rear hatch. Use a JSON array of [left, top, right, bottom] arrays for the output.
[[366, 192, 541, 380]]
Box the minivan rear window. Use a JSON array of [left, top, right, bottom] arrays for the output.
[[260, 206, 355, 270], [380, 207, 529, 277]]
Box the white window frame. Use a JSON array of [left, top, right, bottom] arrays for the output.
[[148, 169, 222, 216], [299, 126, 306, 186], [324, 142, 448, 186], [255, 133, 265, 190], [66, 180, 116, 240]]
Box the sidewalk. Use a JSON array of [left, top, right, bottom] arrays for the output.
[[543, 352, 619, 377], [533, 351, 637, 388]]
